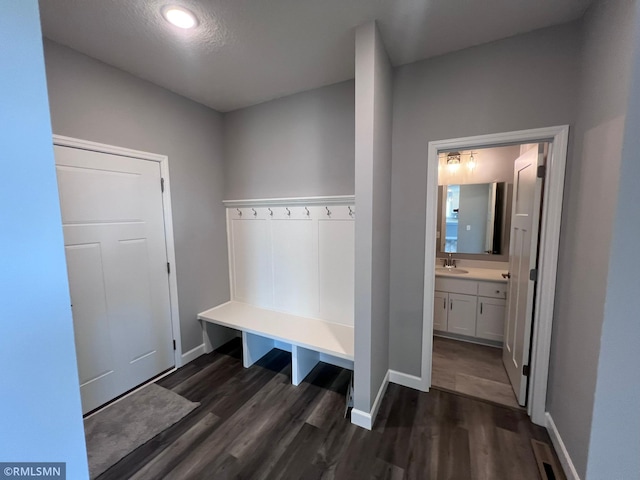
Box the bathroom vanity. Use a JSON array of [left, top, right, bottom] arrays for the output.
[[434, 266, 508, 346]]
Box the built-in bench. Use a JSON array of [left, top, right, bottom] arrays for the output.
[[198, 301, 354, 386]]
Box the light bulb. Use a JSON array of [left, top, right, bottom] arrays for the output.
[[162, 6, 198, 29]]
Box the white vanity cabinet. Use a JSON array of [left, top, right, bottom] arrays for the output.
[[433, 291, 448, 331], [447, 293, 478, 336], [434, 276, 507, 344]]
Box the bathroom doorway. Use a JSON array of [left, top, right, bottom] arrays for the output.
[[421, 126, 569, 426], [433, 143, 545, 409]]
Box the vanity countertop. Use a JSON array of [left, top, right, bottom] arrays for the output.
[[435, 266, 508, 283]]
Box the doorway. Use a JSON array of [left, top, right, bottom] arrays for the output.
[[54, 136, 182, 414], [421, 126, 569, 426]]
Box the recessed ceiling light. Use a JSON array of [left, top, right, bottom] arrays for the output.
[[162, 6, 198, 29]]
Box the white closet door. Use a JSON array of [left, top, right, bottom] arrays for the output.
[[55, 145, 174, 414]]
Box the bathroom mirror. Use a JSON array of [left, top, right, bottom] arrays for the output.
[[437, 182, 511, 256]]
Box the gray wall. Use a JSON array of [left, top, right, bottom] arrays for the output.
[[354, 21, 393, 412], [389, 22, 580, 376], [548, 0, 638, 476], [43, 40, 230, 353], [0, 1, 87, 476], [587, 4, 640, 477], [223, 81, 355, 199]]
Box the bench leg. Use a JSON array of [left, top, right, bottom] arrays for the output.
[[242, 331, 275, 368], [292, 345, 320, 386]]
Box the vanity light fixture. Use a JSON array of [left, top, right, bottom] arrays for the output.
[[162, 5, 198, 29], [446, 152, 461, 172], [467, 152, 476, 171]]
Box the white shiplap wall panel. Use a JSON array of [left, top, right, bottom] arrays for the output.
[[227, 201, 354, 325], [271, 218, 318, 317], [230, 217, 273, 308]]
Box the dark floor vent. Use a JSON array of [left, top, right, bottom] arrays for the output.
[[531, 439, 565, 480]]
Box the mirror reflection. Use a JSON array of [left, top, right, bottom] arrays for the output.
[[438, 182, 510, 255]]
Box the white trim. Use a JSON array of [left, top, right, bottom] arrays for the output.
[[52, 134, 184, 368], [181, 343, 206, 365], [351, 369, 390, 430], [223, 195, 355, 208], [546, 413, 581, 480], [52, 135, 166, 162], [421, 126, 569, 422], [389, 369, 423, 391]]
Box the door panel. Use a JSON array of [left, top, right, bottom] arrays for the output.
[[447, 293, 477, 336], [433, 291, 448, 331], [477, 297, 506, 342], [503, 145, 544, 405], [56, 145, 174, 414]]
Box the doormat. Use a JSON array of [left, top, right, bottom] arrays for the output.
[[84, 383, 199, 478]]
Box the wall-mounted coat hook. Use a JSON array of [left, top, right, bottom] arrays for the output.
[[326, 206, 331, 216], [286, 207, 291, 216], [268, 208, 273, 216], [237, 208, 242, 217], [252, 208, 257, 216], [348, 206, 354, 217], [305, 207, 310, 216]]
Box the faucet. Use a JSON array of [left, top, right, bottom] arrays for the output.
[[443, 253, 456, 268]]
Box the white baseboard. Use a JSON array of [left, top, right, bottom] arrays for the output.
[[181, 343, 206, 365], [546, 412, 581, 480], [351, 370, 390, 430], [388, 369, 423, 390]]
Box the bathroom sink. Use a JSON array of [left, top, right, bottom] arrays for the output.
[[435, 267, 469, 275]]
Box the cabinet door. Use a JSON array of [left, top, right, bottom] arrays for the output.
[[447, 293, 478, 336], [433, 291, 448, 331], [476, 297, 506, 342]]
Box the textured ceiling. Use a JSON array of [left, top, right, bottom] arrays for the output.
[[39, 0, 591, 112]]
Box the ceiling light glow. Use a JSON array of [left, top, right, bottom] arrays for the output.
[[162, 6, 198, 29]]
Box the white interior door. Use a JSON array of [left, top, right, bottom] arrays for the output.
[[55, 145, 174, 414], [503, 145, 544, 405]]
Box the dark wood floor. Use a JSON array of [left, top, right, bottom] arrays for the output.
[[97, 338, 558, 480]]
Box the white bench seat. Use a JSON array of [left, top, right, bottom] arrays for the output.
[[198, 301, 354, 385]]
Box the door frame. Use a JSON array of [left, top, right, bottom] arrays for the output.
[[421, 125, 569, 425], [53, 135, 183, 369]]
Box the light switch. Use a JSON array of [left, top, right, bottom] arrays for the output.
[[466, 225, 471, 231]]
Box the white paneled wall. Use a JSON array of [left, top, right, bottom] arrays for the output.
[[227, 202, 355, 326]]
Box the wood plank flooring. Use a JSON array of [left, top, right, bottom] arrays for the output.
[[97, 338, 558, 479], [432, 336, 519, 408]]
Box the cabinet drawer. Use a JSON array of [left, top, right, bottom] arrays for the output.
[[478, 281, 508, 299], [435, 277, 478, 295]]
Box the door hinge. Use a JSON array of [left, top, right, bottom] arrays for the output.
[[173, 340, 176, 350], [161, 177, 165, 193], [167, 262, 171, 274], [529, 268, 538, 282], [537, 165, 546, 178], [523, 364, 530, 377]]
